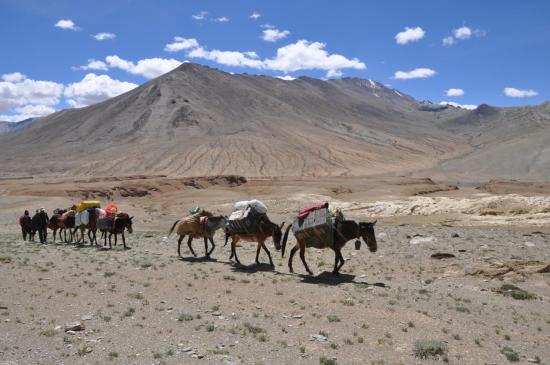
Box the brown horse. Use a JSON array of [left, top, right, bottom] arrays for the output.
[[168, 214, 227, 258], [225, 218, 285, 266], [98, 213, 134, 249], [60, 210, 76, 243], [48, 209, 67, 243], [282, 220, 377, 275]]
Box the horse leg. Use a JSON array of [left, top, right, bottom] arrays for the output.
[[108, 233, 113, 249], [114, 232, 117, 247], [299, 246, 313, 275], [288, 244, 299, 273], [203, 236, 209, 257], [255, 242, 262, 265], [230, 239, 241, 264], [88, 229, 93, 246], [177, 235, 184, 257], [187, 236, 196, 257], [332, 248, 339, 274], [261, 242, 274, 266], [336, 250, 345, 273], [206, 236, 215, 258], [122, 231, 127, 249]]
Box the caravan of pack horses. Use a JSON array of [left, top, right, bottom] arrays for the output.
[[19, 199, 377, 275]]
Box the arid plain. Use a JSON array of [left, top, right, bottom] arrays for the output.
[[1, 174, 549, 365]]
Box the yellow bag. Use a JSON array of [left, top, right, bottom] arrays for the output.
[[76, 200, 101, 213]]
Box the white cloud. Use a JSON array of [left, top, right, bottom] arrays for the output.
[[504, 87, 538, 98], [262, 28, 290, 42], [395, 26, 425, 45], [105, 55, 182, 78], [188, 47, 264, 68], [0, 73, 64, 111], [439, 101, 477, 110], [1, 72, 26, 83], [442, 36, 455, 46], [261, 24, 275, 29], [0, 104, 56, 122], [443, 26, 485, 46], [276, 75, 296, 81], [55, 19, 80, 31], [64, 73, 138, 107], [454, 26, 472, 40], [263, 40, 366, 77], [393, 68, 436, 80], [446, 88, 464, 97], [93, 32, 116, 41], [164, 37, 199, 52], [76, 59, 109, 71], [214, 16, 229, 23], [168, 37, 365, 78], [250, 12, 261, 19], [192, 11, 208, 20]]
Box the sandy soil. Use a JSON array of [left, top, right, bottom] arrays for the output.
[[1, 175, 549, 365]]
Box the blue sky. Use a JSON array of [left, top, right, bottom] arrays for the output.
[[1, 0, 549, 121]]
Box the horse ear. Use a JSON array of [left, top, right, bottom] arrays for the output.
[[130, 216, 134, 220], [372, 220, 377, 226], [280, 222, 285, 229]]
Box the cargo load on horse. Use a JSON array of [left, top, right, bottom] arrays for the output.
[[226, 199, 268, 235], [75, 201, 101, 213], [291, 202, 345, 249]]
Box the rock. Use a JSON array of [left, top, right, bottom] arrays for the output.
[[409, 236, 436, 245], [463, 267, 479, 275], [212, 311, 222, 316], [64, 321, 85, 332], [81, 315, 93, 321], [431, 253, 456, 259], [83, 345, 92, 354], [527, 358, 541, 363], [451, 233, 460, 238], [292, 314, 303, 319], [310, 334, 328, 342], [524, 241, 535, 247]]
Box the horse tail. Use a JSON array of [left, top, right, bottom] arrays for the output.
[[281, 224, 292, 257], [168, 220, 179, 237]]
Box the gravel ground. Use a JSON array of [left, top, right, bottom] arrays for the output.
[[1, 223, 549, 365]]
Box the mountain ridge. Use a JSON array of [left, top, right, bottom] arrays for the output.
[[0, 63, 548, 180]]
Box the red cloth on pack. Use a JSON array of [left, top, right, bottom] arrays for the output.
[[297, 202, 329, 218], [105, 203, 118, 217]]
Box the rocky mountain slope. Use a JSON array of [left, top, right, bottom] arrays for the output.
[[0, 63, 548, 180]]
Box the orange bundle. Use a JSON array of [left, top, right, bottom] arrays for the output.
[[105, 203, 119, 217]]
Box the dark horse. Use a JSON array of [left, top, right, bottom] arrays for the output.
[[282, 220, 378, 275], [225, 218, 285, 266], [98, 213, 133, 249]]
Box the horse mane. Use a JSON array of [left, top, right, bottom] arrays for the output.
[[200, 210, 214, 217]]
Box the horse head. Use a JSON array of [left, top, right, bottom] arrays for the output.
[[358, 220, 377, 252], [271, 221, 285, 251]]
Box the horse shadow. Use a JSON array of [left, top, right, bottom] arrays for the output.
[[180, 256, 218, 263], [299, 271, 388, 287], [230, 262, 275, 273]]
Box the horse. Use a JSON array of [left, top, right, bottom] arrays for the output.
[[60, 210, 76, 243], [98, 213, 134, 249], [168, 214, 227, 258], [73, 208, 99, 246], [282, 220, 378, 275], [225, 218, 285, 266], [48, 209, 67, 243]]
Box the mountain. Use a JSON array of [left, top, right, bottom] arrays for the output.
[[431, 101, 550, 180], [0, 118, 34, 135], [0, 63, 468, 177], [0, 63, 548, 180]]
